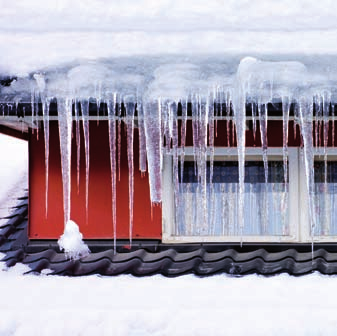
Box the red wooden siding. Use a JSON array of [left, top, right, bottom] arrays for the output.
[[29, 121, 162, 239]]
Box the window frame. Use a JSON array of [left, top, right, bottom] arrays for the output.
[[162, 147, 300, 244], [299, 148, 337, 243]]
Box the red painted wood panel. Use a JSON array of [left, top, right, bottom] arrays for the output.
[[29, 121, 162, 239]]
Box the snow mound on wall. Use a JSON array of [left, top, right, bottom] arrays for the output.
[[57, 220, 90, 260]]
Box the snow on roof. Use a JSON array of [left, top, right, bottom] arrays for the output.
[[2, 0, 337, 33], [1, 0, 337, 76]]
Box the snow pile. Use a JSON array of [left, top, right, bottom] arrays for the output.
[[57, 220, 90, 260]]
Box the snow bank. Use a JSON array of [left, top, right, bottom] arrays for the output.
[[0, 269, 336, 335]]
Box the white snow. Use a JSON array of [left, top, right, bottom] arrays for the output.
[[1, 261, 337, 336], [57, 220, 90, 260], [2, 0, 337, 32], [0, 0, 337, 75], [0, 134, 27, 225]]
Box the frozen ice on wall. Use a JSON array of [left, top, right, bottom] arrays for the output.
[[236, 56, 308, 102]]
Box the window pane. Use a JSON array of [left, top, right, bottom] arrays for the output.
[[175, 161, 289, 236], [314, 161, 337, 236]]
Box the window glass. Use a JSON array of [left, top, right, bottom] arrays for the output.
[[175, 160, 289, 236], [314, 161, 337, 236]]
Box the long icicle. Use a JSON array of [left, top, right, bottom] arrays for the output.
[[137, 102, 147, 173], [126, 100, 135, 246], [80, 99, 90, 223], [107, 95, 117, 253], [258, 102, 269, 234], [144, 99, 162, 203], [233, 83, 247, 243], [57, 97, 90, 260], [42, 98, 50, 218], [299, 97, 316, 259], [282, 95, 290, 235], [208, 93, 215, 235], [57, 98, 73, 227], [34, 73, 50, 219], [74, 99, 81, 194]]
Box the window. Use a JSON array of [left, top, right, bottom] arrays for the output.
[[162, 147, 337, 243], [299, 150, 337, 242]]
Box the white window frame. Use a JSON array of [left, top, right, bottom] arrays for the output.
[[162, 147, 299, 244], [299, 148, 337, 243]]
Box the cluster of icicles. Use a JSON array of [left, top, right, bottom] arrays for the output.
[[29, 57, 336, 258]]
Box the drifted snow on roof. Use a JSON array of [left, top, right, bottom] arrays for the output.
[[1, 0, 337, 75]]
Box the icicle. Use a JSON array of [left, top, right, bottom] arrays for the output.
[[107, 95, 117, 253], [314, 94, 322, 148], [137, 102, 147, 173], [125, 99, 135, 245], [251, 102, 257, 141], [31, 88, 35, 135], [293, 103, 299, 140], [298, 97, 316, 251], [169, 101, 180, 234], [195, 95, 208, 234], [323, 91, 331, 236], [226, 91, 231, 147], [35, 91, 40, 141], [323, 91, 330, 153], [96, 98, 101, 126], [192, 96, 199, 171], [208, 93, 215, 235], [80, 99, 90, 222], [332, 104, 335, 147], [42, 98, 50, 218], [162, 101, 171, 153], [57, 97, 90, 260], [282, 96, 290, 234], [117, 101, 122, 181], [74, 100, 81, 194], [180, 99, 187, 185], [258, 103, 269, 234], [233, 78, 247, 241], [144, 99, 162, 203], [33, 73, 49, 218], [58, 98, 73, 226]]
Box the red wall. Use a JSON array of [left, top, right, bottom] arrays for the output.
[[29, 121, 162, 239]]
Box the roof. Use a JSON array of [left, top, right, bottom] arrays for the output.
[[3, 195, 337, 276]]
